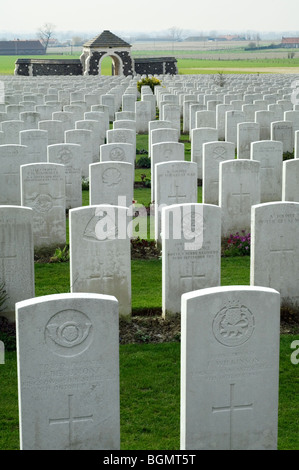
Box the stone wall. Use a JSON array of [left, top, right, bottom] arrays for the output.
[[15, 56, 177, 76], [15, 59, 83, 76], [134, 57, 177, 75]]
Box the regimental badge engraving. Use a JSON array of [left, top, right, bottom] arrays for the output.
[[212, 301, 255, 347], [110, 147, 125, 161], [102, 168, 122, 186], [57, 148, 72, 165], [45, 310, 93, 357]]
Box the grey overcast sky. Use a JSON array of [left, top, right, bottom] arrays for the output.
[[0, 0, 298, 35]]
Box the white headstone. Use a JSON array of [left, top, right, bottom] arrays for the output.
[[251, 201, 299, 310], [195, 110, 216, 130], [282, 159, 299, 202], [65, 129, 93, 177], [189, 104, 206, 139], [225, 110, 246, 148], [161, 203, 221, 317], [250, 141, 283, 203], [1, 120, 25, 144], [19, 111, 41, 130], [151, 142, 185, 203], [155, 161, 198, 242], [148, 121, 173, 158], [19, 129, 48, 163], [101, 95, 115, 121], [38, 120, 64, 146], [135, 100, 151, 134], [75, 119, 103, 163], [122, 94, 136, 113], [16, 293, 120, 450], [52, 111, 74, 132], [0, 206, 34, 322], [85, 111, 109, 139], [20, 163, 66, 248], [100, 143, 135, 167], [0, 144, 29, 205], [237, 122, 260, 159], [162, 104, 181, 132], [47, 143, 82, 209], [89, 161, 133, 207], [180, 285, 280, 450], [202, 141, 235, 205], [69, 205, 131, 317], [216, 104, 233, 140], [106, 128, 136, 155], [219, 159, 261, 237], [271, 121, 293, 153], [191, 127, 218, 180], [255, 110, 275, 140]]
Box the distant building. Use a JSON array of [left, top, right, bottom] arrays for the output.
[[217, 35, 246, 41], [281, 37, 299, 48], [0, 40, 46, 55], [184, 35, 245, 42]]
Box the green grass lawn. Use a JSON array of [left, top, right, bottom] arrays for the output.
[[1, 335, 298, 450]]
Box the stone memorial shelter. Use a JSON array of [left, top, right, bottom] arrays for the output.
[[14, 30, 178, 77]]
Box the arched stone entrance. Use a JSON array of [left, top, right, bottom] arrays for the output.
[[80, 30, 134, 76]]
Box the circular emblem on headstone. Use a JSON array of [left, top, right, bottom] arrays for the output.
[[110, 147, 125, 161], [57, 148, 72, 164], [45, 310, 93, 357], [212, 302, 255, 347], [34, 194, 53, 213], [102, 168, 122, 186]]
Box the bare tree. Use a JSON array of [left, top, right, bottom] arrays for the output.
[[168, 27, 183, 42], [37, 23, 56, 52]]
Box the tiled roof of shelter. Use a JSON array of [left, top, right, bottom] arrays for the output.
[[84, 30, 131, 48]]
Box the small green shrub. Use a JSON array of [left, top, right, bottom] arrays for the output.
[[82, 177, 89, 190], [136, 155, 150, 168], [283, 151, 295, 161], [137, 77, 161, 94], [50, 245, 69, 263]]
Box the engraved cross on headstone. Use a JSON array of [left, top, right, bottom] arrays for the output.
[[232, 183, 251, 212], [180, 260, 205, 291], [49, 394, 93, 449], [261, 157, 274, 173], [0, 243, 17, 286], [270, 235, 294, 286], [212, 383, 253, 450], [88, 260, 113, 284], [168, 185, 187, 204]]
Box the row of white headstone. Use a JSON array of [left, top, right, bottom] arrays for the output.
[[1, 197, 299, 320], [16, 285, 280, 450], [1, 73, 299, 316], [0, 72, 298, 450], [1, 128, 299, 252]]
